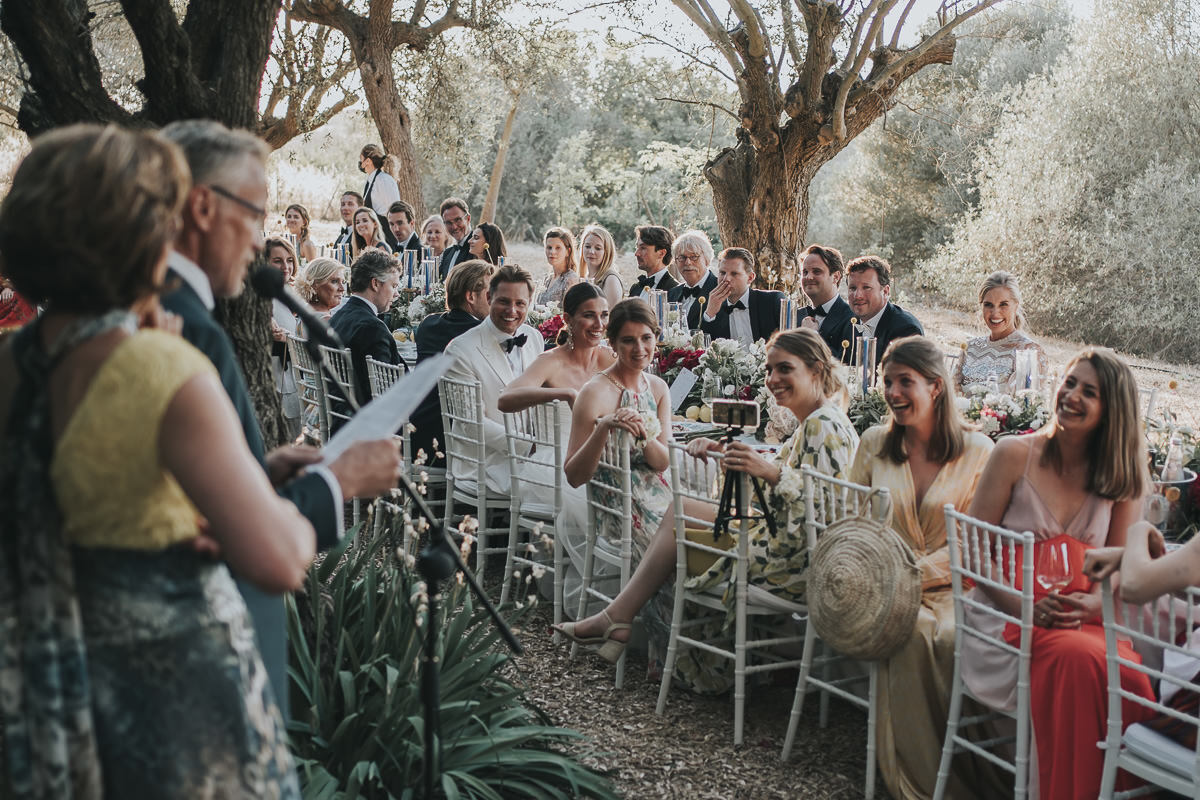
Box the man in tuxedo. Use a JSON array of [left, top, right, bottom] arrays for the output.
[[387, 200, 422, 253], [443, 264, 545, 493], [629, 224, 678, 298], [700, 247, 785, 345], [333, 190, 362, 247], [160, 120, 402, 718], [846, 255, 924, 365], [330, 249, 403, 407], [798, 243, 854, 362], [409, 259, 496, 465], [438, 197, 472, 279], [666, 229, 718, 330]]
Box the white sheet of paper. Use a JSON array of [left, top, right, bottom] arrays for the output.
[[670, 367, 698, 411], [320, 353, 453, 463]]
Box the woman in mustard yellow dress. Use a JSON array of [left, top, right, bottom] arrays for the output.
[[0, 126, 316, 797], [850, 336, 994, 800]]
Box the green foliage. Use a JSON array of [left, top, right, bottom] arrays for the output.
[[808, 2, 1072, 272], [847, 389, 889, 436], [287, 523, 618, 799], [415, 40, 734, 243], [923, 0, 1200, 361]]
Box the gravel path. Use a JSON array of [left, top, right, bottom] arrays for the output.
[[505, 598, 879, 799]]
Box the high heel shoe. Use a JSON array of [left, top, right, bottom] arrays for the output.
[[553, 610, 631, 664]]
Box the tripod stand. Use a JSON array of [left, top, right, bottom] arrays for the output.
[[711, 427, 777, 542]]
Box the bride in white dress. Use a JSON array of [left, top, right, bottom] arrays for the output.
[[498, 282, 616, 612]]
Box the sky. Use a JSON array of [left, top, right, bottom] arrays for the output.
[[549, 0, 1093, 57]]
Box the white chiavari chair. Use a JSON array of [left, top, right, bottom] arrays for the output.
[[656, 443, 807, 746], [438, 375, 509, 581], [318, 344, 364, 528], [574, 430, 636, 688], [287, 334, 328, 443], [1098, 577, 1200, 798], [501, 401, 566, 624], [366, 356, 446, 518], [932, 506, 1035, 800], [782, 465, 889, 798]]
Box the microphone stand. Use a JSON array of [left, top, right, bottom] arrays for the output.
[[393, 472, 523, 800], [323, 363, 522, 799]]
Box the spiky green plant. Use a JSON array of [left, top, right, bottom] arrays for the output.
[[286, 523, 618, 799]]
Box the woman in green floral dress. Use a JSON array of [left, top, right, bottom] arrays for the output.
[[556, 328, 859, 691]]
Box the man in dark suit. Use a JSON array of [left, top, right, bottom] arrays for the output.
[[333, 190, 362, 247], [700, 247, 785, 345], [666, 229, 718, 330], [438, 197, 472, 280], [409, 259, 495, 464], [160, 120, 402, 718], [387, 199, 422, 253], [798, 243, 854, 362], [846, 254, 924, 365], [330, 249, 403, 407], [629, 224, 679, 298]]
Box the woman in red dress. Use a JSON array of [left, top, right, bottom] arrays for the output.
[[962, 347, 1155, 799]]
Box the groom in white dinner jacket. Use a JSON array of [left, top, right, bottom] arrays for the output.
[[443, 263, 544, 493]]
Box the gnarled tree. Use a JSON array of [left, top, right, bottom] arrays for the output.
[[670, 0, 1005, 287], [287, 0, 497, 219], [1, 0, 291, 444]]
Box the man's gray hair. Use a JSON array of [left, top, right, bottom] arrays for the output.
[[349, 249, 398, 293], [672, 229, 715, 267], [160, 119, 269, 185]]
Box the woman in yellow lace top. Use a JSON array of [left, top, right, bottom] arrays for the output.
[[0, 125, 314, 797]]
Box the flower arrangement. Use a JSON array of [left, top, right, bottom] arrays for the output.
[[955, 386, 1051, 439], [700, 338, 766, 401], [538, 313, 566, 343], [524, 301, 559, 331], [754, 384, 799, 442], [382, 288, 421, 330], [405, 284, 447, 329], [848, 388, 889, 435]]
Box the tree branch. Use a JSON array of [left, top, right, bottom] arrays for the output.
[[670, 0, 742, 82], [655, 95, 739, 121], [889, 0, 919, 48], [610, 25, 736, 83], [867, 0, 1005, 92]]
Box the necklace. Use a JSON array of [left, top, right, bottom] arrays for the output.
[[602, 369, 644, 394]]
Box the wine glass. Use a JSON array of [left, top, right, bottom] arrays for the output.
[[1035, 540, 1072, 594]]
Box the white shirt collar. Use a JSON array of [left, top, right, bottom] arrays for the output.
[[732, 288, 751, 308], [168, 250, 214, 311], [862, 304, 887, 335], [685, 271, 712, 289], [351, 293, 382, 315], [815, 295, 838, 314], [648, 268, 670, 287]]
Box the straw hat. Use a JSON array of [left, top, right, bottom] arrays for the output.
[[808, 499, 921, 661]]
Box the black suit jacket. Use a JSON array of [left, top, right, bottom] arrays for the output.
[[628, 270, 679, 297], [410, 309, 482, 464], [667, 272, 718, 330], [868, 303, 924, 365], [330, 295, 401, 405], [802, 295, 854, 363], [699, 288, 785, 343], [400, 231, 422, 253], [162, 270, 340, 719], [439, 239, 470, 280], [333, 226, 352, 247]]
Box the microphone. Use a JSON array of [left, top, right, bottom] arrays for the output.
[[250, 265, 344, 350]]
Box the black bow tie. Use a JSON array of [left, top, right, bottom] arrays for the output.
[[810, 304, 827, 317], [725, 300, 746, 312], [503, 334, 527, 353], [636, 275, 655, 290], [681, 285, 706, 299]]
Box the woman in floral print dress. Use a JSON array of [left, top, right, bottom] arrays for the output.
[[556, 328, 858, 689]]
